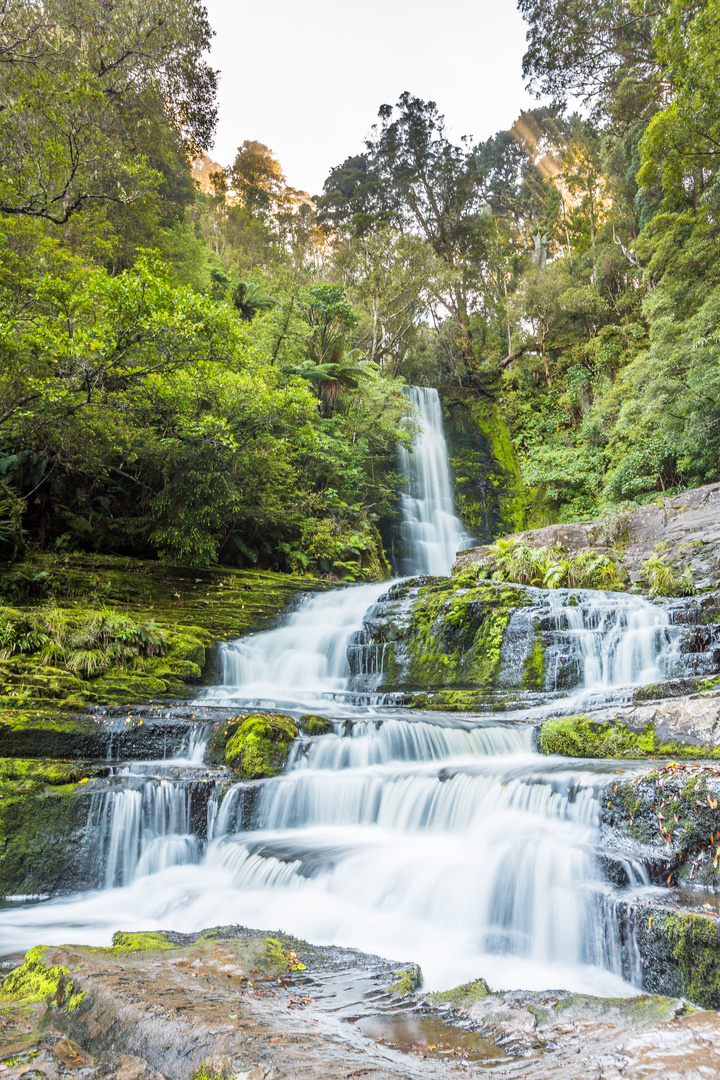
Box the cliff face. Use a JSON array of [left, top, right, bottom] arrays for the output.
[[441, 392, 536, 545], [454, 482, 720, 588]]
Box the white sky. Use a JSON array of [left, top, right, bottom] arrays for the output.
[[203, 0, 538, 196]]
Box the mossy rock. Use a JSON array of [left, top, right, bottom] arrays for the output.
[[539, 714, 720, 759], [427, 977, 490, 1009], [1, 945, 85, 1010], [298, 714, 334, 736], [0, 783, 97, 896], [0, 712, 109, 759], [373, 578, 529, 695], [92, 673, 172, 704], [552, 993, 685, 1024], [387, 964, 423, 996], [111, 931, 175, 953], [0, 758, 99, 788], [224, 713, 298, 779]]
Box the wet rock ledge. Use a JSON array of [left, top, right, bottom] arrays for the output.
[[2, 927, 720, 1079]]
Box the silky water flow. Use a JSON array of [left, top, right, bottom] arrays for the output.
[[0, 388, 682, 998]]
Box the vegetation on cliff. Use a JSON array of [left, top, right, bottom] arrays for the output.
[[2, 0, 720, 577]]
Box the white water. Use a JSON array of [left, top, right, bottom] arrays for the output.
[[398, 385, 473, 576], [208, 581, 392, 710], [0, 403, 684, 999]]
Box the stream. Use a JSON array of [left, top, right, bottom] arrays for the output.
[[0, 387, 692, 1003]]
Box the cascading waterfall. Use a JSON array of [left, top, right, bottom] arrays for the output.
[[207, 580, 393, 711], [397, 385, 473, 576], [0, 398, 692, 998]]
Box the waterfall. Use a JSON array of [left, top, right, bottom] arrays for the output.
[[397, 386, 473, 576], [0, 391, 688, 1000], [206, 580, 393, 710], [498, 587, 687, 695]]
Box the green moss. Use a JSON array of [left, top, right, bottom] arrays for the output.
[[553, 994, 685, 1023], [261, 937, 306, 972], [0, 712, 107, 758], [388, 965, 423, 996], [402, 690, 504, 711], [426, 978, 490, 1009], [0, 758, 97, 786], [298, 714, 334, 736], [224, 713, 298, 779], [0, 555, 326, 710], [111, 931, 175, 953], [665, 912, 720, 1008], [1, 946, 85, 1011], [538, 715, 655, 757], [191, 1069, 224, 1080], [522, 630, 545, 691], [0, 780, 96, 896], [472, 401, 538, 534], [381, 579, 527, 694], [539, 714, 720, 759]]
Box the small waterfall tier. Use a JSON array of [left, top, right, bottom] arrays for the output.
[[350, 579, 719, 699], [206, 581, 394, 710], [397, 386, 473, 576]]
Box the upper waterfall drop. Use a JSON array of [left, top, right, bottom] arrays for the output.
[[398, 386, 474, 577]]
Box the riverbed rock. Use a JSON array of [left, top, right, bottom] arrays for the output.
[[453, 481, 720, 588], [0, 928, 434, 1080]]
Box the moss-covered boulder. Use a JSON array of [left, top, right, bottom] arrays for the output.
[[224, 714, 298, 779], [625, 900, 720, 1009], [0, 781, 98, 896], [298, 714, 334, 736], [427, 977, 490, 1009]]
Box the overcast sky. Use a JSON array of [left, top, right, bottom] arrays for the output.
[[202, 0, 538, 196]]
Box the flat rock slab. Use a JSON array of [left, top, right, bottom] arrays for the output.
[[3, 928, 720, 1079]]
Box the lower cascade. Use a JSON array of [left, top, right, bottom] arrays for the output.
[[2, 574, 710, 997]]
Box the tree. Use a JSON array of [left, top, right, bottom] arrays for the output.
[[316, 154, 395, 236], [518, 0, 659, 121], [0, 0, 218, 223], [638, 0, 720, 206], [367, 93, 492, 377]]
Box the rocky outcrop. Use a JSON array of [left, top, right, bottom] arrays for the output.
[[601, 762, 720, 889], [348, 577, 532, 700], [454, 481, 720, 587]]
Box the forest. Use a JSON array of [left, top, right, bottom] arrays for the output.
[[2, 0, 720, 580]]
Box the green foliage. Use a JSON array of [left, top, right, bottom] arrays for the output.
[[0, 605, 166, 677], [473, 540, 626, 591], [640, 554, 696, 598]]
